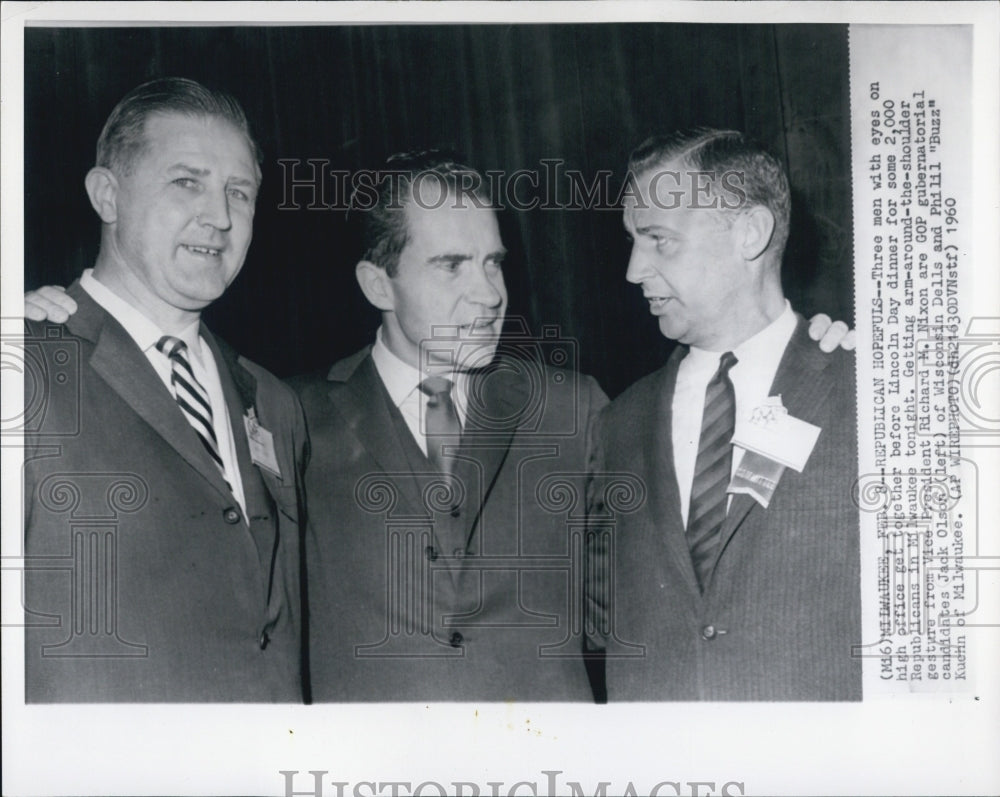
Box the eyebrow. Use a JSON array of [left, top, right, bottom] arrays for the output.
[[427, 248, 507, 265], [167, 163, 259, 188], [428, 253, 472, 266], [167, 164, 210, 177], [633, 224, 674, 237]]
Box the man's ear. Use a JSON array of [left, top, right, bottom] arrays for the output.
[[355, 260, 395, 312], [737, 205, 776, 262], [85, 167, 119, 224]]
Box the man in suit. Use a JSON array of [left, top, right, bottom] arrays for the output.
[[22, 78, 308, 701], [588, 129, 861, 700], [26, 140, 853, 703], [293, 151, 609, 701]]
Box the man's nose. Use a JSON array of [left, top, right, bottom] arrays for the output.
[[196, 186, 232, 231], [466, 263, 505, 307], [625, 244, 652, 284]]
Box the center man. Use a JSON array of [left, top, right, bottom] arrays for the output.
[[293, 151, 608, 701]]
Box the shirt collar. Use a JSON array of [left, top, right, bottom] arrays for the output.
[[80, 268, 203, 362], [371, 326, 438, 408], [731, 299, 796, 372], [686, 300, 795, 372]]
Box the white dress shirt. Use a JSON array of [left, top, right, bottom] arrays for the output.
[[370, 326, 468, 457], [672, 301, 797, 526], [80, 269, 247, 517]]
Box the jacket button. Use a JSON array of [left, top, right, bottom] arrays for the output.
[[424, 545, 438, 561], [259, 631, 270, 650], [449, 631, 464, 647], [223, 507, 241, 524], [450, 506, 461, 519], [701, 624, 717, 640], [453, 548, 466, 559]]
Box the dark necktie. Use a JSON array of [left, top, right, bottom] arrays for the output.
[[419, 376, 461, 475], [156, 335, 230, 489], [686, 351, 738, 592]]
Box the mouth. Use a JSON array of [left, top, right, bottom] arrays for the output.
[[181, 244, 223, 257], [460, 318, 499, 334], [643, 294, 673, 312]]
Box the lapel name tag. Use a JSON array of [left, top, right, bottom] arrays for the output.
[[728, 396, 821, 508], [731, 395, 820, 472], [244, 408, 282, 478]]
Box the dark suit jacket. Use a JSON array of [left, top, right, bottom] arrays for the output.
[[293, 346, 607, 701], [589, 317, 861, 700], [23, 282, 308, 702]]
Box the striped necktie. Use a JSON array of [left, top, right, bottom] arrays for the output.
[[156, 335, 230, 489], [686, 351, 738, 592]]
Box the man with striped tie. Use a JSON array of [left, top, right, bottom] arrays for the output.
[[22, 78, 308, 701], [588, 129, 861, 700]]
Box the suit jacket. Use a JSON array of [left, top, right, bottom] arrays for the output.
[[589, 317, 861, 700], [292, 346, 607, 701], [23, 282, 308, 702]]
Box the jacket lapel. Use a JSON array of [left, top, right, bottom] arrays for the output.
[[66, 283, 231, 500], [715, 317, 840, 554], [327, 353, 426, 516], [647, 347, 702, 595], [204, 328, 282, 573], [454, 361, 526, 545], [203, 327, 270, 502]]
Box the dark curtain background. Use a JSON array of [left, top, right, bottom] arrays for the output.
[[24, 24, 852, 397]]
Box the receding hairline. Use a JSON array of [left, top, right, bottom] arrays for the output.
[[119, 109, 263, 180], [95, 76, 264, 179], [629, 128, 743, 173]]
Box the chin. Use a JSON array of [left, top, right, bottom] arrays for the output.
[[455, 341, 499, 371], [179, 273, 230, 301], [657, 317, 683, 342]]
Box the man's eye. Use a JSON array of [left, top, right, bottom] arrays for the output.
[[227, 187, 251, 202], [173, 177, 198, 189]]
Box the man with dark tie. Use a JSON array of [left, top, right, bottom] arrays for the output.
[[588, 129, 861, 700], [290, 149, 854, 701], [22, 78, 308, 701], [291, 151, 611, 701], [26, 138, 853, 703]]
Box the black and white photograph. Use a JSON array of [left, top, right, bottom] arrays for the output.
[[2, 2, 997, 796]]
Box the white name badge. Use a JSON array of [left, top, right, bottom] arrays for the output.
[[731, 395, 821, 473], [244, 408, 282, 478]]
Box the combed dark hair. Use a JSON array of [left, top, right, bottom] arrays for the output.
[[356, 148, 494, 277], [628, 128, 791, 256], [96, 77, 262, 176]]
